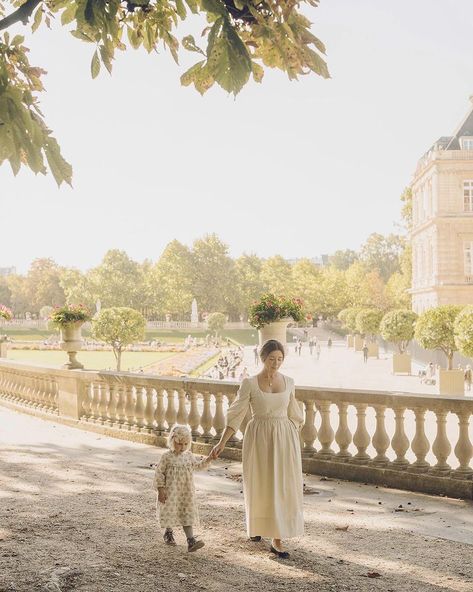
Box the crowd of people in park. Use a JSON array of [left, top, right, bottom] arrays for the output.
[[418, 361, 473, 390], [205, 347, 245, 380]]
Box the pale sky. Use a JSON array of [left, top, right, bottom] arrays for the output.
[[1, 0, 473, 273]]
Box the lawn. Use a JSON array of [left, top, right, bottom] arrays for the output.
[[7, 350, 176, 371], [2, 328, 258, 346]]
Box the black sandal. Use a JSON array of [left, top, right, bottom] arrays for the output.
[[249, 536, 262, 542], [270, 545, 290, 559]]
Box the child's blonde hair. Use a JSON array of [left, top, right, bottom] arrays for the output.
[[167, 424, 192, 452]]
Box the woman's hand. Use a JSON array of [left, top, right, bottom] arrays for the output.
[[210, 442, 225, 459], [158, 488, 167, 503]]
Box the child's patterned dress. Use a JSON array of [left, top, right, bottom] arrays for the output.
[[153, 450, 211, 528]]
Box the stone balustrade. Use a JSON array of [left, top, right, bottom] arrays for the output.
[[0, 359, 472, 499]]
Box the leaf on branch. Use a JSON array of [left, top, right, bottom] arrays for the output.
[[44, 136, 73, 187], [174, 0, 187, 19], [184, 0, 199, 14], [61, 4, 77, 26], [202, 0, 226, 17], [31, 6, 43, 33], [182, 35, 205, 55], [11, 35, 24, 46], [207, 20, 251, 94], [91, 49, 100, 78], [180, 59, 214, 94], [70, 30, 94, 43], [251, 61, 263, 83]]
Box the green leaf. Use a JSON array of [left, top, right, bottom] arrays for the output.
[[99, 45, 113, 74], [251, 61, 264, 83], [207, 21, 251, 94], [184, 0, 199, 13], [31, 7, 43, 33], [174, 0, 187, 19], [84, 0, 95, 25], [202, 0, 226, 17], [182, 35, 205, 55], [61, 4, 77, 26], [127, 26, 141, 49], [11, 35, 24, 46], [91, 50, 100, 79], [44, 136, 73, 187], [70, 30, 94, 42]]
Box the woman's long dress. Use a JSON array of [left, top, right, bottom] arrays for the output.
[[226, 374, 304, 538]]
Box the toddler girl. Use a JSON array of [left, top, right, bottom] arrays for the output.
[[153, 424, 212, 552]]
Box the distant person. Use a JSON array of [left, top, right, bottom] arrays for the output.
[[309, 338, 314, 355], [297, 341, 302, 356], [362, 342, 369, 363], [253, 345, 259, 365], [465, 365, 472, 391], [239, 367, 249, 381], [316, 343, 321, 360], [327, 338, 332, 348]]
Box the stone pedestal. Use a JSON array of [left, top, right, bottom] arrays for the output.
[[347, 334, 354, 348], [367, 343, 379, 358]]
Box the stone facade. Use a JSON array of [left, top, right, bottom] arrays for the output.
[[411, 98, 473, 312]]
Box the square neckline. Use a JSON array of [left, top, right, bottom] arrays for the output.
[[255, 374, 288, 395]]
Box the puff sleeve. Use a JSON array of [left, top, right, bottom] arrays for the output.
[[153, 452, 169, 489], [226, 377, 252, 433], [287, 379, 304, 431]]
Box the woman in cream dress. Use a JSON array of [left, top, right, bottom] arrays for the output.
[[211, 339, 304, 558]]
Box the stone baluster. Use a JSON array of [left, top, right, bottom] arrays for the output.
[[410, 407, 430, 471], [23, 375, 32, 404], [317, 401, 334, 458], [40, 376, 50, 408], [431, 409, 451, 473], [37, 376, 47, 409], [98, 382, 109, 425], [164, 389, 177, 430], [335, 401, 352, 459], [454, 410, 473, 477], [107, 384, 119, 425], [143, 387, 155, 432], [188, 389, 201, 438], [154, 388, 166, 433], [200, 391, 213, 440], [48, 377, 58, 409], [353, 403, 371, 462], [372, 405, 390, 465], [90, 382, 101, 422], [123, 384, 135, 428], [301, 401, 317, 455], [213, 392, 225, 440], [29, 376, 38, 408], [116, 384, 127, 425], [391, 406, 409, 467], [81, 382, 93, 419], [176, 389, 189, 426], [134, 386, 146, 430]]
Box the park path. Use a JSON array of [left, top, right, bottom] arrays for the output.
[[1, 406, 473, 592], [142, 347, 218, 376]]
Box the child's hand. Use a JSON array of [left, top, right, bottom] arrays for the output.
[[158, 488, 167, 503]]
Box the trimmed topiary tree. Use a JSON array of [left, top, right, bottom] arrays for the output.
[[355, 308, 384, 342], [454, 305, 473, 358], [92, 307, 146, 371], [380, 309, 418, 353], [344, 307, 364, 334], [414, 305, 463, 370], [207, 312, 227, 337]]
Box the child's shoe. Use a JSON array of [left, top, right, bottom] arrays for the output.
[[187, 537, 205, 552], [163, 529, 176, 546]]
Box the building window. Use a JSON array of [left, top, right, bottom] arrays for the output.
[[464, 242, 473, 276], [464, 181, 473, 212], [462, 138, 473, 150]]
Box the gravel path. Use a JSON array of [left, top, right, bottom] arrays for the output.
[[1, 406, 472, 592]]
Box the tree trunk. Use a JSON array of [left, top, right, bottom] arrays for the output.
[[447, 352, 453, 371], [114, 348, 122, 371]]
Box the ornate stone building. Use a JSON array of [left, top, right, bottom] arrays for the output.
[[410, 98, 473, 312]]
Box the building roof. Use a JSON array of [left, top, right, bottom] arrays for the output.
[[427, 98, 473, 153]]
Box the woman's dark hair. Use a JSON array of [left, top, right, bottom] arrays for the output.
[[260, 339, 285, 361]]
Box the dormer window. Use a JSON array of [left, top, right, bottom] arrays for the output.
[[461, 137, 473, 150]]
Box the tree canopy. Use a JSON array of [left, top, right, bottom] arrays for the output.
[[414, 305, 463, 370], [379, 308, 417, 353], [0, 0, 329, 185]]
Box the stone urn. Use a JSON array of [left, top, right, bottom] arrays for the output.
[[59, 322, 84, 369], [258, 319, 291, 346]]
